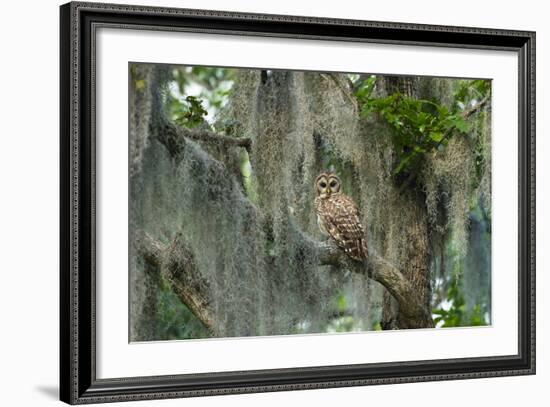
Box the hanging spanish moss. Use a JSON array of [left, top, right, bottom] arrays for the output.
[[128, 63, 492, 341]]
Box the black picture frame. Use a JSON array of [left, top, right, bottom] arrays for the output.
[[60, 1, 536, 404]]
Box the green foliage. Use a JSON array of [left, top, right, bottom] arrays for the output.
[[170, 95, 208, 128], [432, 274, 487, 328], [167, 67, 237, 131], [336, 293, 347, 312], [355, 76, 489, 178], [172, 66, 235, 110], [353, 74, 376, 100], [454, 79, 490, 110], [326, 316, 357, 333], [154, 277, 210, 340]]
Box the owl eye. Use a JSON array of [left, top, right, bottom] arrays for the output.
[[329, 180, 337, 187], [319, 182, 327, 188]]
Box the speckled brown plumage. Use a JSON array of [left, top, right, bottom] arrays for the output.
[[314, 172, 368, 261]]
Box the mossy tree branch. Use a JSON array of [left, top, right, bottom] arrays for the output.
[[298, 233, 434, 328], [137, 231, 219, 335], [142, 109, 433, 332], [155, 118, 251, 158], [139, 222, 433, 333], [182, 126, 252, 152]]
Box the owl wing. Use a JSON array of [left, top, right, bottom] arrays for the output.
[[321, 194, 368, 260]]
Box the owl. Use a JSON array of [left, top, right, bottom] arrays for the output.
[[314, 172, 368, 261]]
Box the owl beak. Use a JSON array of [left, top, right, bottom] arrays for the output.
[[325, 189, 331, 197]]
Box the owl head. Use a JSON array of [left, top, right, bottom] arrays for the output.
[[315, 172, 341, 198]]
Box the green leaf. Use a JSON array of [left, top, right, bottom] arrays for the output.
[[430, 132, 444, 143], [453, 117, 469, 133], [355, 78, 490, 179], [337, 294, 347, 312]]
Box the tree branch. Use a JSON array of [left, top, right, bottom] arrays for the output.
[[156, 119, 251, 158], [181, 126, 252, 152], [137, 232, 219, 335], [139, 221, 433, 333], [321, 73, 359, 114], [302, 233, 434, 328], [462, 94, 490, 119]]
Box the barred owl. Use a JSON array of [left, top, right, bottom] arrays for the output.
[[314, 172, 368, 261]]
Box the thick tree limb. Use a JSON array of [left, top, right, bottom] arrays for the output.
[[139, 223, 433, 333], [182, 127, 252, 152], [156, 119, 251, 158], [300, 233, 434, 328], [137, 232, 218, 335]]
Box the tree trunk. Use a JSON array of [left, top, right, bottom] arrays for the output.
[[381, 195, 432, 329], [379, 76, 433, 330]]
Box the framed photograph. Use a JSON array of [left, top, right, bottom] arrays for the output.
[[60, 1, 535, 404]]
